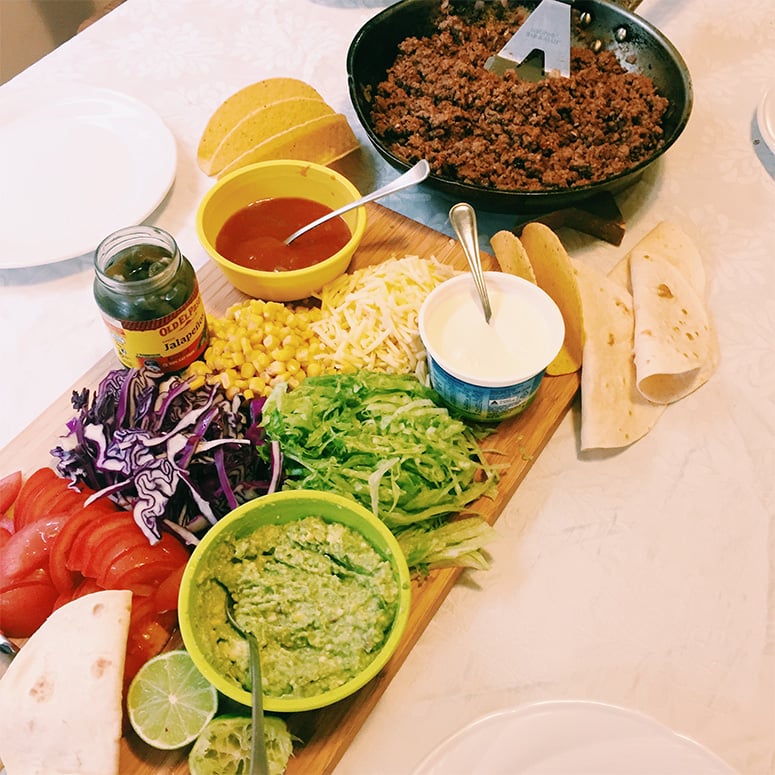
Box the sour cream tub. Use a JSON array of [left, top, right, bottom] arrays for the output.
[[419, 272, 564, 421]]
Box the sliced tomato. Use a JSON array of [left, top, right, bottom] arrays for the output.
[[0, 514, 68, 584], [89, 524, 151, 579], [129, 592, 159, 624], [34, 487, 85, 523], [152, 531, 190, 565], [105, 530, 190, 577], [67, 512, 136, 575], [0, 565, 52, 591], [47, 506, 114, 594], [0, 526, 12, 549], [71, 576, 104, 599], [0, 575, 58, 637], [100, 550, 183, 594], [0, 470, 22, 515], [153, 563, 187, 613], [12, 469, 103, 531], [123, 608, 176, 685], [52, 576, 104, 611], [13, 468, 61, 529]]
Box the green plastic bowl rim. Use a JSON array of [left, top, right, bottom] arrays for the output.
[[178, 489, 412, 713]]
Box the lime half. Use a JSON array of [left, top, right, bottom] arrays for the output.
[[127, 649, 218, 750], [189, 715, 294, 775]]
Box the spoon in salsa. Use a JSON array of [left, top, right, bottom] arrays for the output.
[[284, 159, 430, 244]]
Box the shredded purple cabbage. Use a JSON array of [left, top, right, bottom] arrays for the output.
[[51, 368, 283, 544]]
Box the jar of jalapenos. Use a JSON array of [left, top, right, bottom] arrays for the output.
[[94, 226, 209, 373]]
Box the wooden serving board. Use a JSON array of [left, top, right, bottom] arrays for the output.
[[0, 203, 579, 774]]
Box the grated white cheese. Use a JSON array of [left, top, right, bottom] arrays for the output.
[[312, 255, 459, 378]]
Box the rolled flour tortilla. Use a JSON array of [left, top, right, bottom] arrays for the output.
[[0, 589, 131, 775], [628, 221, 718, 404], [574, 259, 665, 451]]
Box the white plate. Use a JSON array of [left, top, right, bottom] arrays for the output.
[[0, 85, 177, 269], [413, 700, 736, 775], [757, 85, 775, 156]]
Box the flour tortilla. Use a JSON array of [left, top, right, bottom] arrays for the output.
[[628, 222, 718, 404], [574, 259, 665, 450], [0, 589, 132, 775]]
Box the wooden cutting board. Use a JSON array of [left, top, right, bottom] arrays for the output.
[[0, 203, 579, 774]]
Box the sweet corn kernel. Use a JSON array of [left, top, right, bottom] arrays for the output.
[[253, 351, 271, 370], [184, 298, 335, 399], [272, 346, 293, 363], [187, 360, 209, 376], [248, 376, 267, 394], [187, 375, 206, 391]]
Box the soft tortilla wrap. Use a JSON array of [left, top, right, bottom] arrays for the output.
[[0, 589, 132, 775], [574, 259, 665, 450], [628, 222, 718, 404]]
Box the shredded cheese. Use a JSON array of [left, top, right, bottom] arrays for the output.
[[312, 255, 459, 377]]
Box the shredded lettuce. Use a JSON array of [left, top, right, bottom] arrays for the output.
[[51, 368, 280, 543], [396, 517, 498, 572], [262, 371, 498, 546]]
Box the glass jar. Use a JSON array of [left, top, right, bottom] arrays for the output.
[[94, 226, 209, 373]]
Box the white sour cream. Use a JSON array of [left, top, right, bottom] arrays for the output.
[[420, 272, 564, 385]]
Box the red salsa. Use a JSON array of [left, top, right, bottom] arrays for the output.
[[215, 197, 351, 272]]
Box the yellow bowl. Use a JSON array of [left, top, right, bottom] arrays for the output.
[[196, 160, 366, 301], [178, 490, 412, 713]]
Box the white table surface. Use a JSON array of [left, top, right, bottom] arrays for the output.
[[1, 1, 773, 773]]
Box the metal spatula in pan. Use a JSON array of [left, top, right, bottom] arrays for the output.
[[485, 0, 646, 81], [485, 0, 572, 80]]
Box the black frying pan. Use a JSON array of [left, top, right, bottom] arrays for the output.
[[346, 0, 692, 214]]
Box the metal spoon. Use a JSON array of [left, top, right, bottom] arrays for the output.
[[449, 202, 492, 323], [0, 631, 18, 679], [284, 159, 430, 244], [221, 586, 269, 775]]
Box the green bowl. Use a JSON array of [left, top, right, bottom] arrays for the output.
[[178, 490, 412, 713]]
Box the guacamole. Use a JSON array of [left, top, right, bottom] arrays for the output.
[[195, 516, 401, 698]]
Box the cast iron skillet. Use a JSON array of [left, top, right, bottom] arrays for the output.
[[346, 0, 693, 214]]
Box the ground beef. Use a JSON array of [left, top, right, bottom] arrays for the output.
[[368, 2, 670, 192]]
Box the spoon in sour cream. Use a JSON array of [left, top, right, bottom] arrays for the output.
[[449, 202, 492, 323], [284, 159, 430, 244]]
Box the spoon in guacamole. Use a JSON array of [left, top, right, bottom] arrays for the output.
[[222, 585, 269, 775]]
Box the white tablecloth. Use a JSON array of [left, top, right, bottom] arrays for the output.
[[1, 1, 773, 773]]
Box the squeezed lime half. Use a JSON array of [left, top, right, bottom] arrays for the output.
[[189, 714, 294, 775], [127, 649, 218, 750]]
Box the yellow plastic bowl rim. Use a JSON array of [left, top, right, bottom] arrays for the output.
[[195, 159, 367, 281], [178, 489, 412, 713]]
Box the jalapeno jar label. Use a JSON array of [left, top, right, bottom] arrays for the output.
[[100, 281, 209, 372]]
